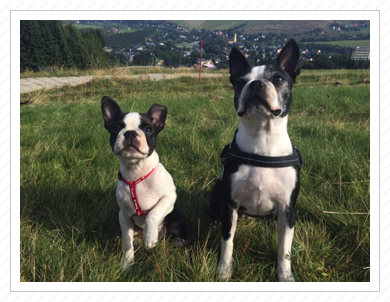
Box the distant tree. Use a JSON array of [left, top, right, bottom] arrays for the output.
[[80, 29, 109, 68], [132, 51, 154, 66], [50, 21, 73, 68], [104, 27, 156, 49], [63, 24, 90, 69], [20, 20, 43, 71], [244, 41, 254, 48]]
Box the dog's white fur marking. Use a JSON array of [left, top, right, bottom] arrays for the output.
[[231, 166, 296, 217], [277, 205, 295, 282], [246, 65, 266, 82], [236, 116, 292, 156], [217, 209, 238, 280]]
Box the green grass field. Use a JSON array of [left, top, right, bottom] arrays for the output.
[[308, 40, 370, 47], [71, 23, 137, 33], [20, 69, 370, 282], [72, 24, 105, 30]]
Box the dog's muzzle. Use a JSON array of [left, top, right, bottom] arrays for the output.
[[237, 80, 282, 117], [250, 80, 281, 116]]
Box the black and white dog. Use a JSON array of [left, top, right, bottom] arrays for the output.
[[101, 97, 186, 272], [211, 39, 303, 282]]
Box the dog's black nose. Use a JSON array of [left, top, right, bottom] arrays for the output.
[[124, 130, 138, 138], [271, 109, 282, 116], [252, 80, 264, 90]]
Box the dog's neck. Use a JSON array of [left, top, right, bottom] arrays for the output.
[[118, 151, 159, 181], [236, 115, 292, 157]]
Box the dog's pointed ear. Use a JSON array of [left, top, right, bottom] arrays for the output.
[[101, 96, 123, 131], [229, 47, 252, 85], [147, 104, 167, 133], [276, 39, 301, 82]]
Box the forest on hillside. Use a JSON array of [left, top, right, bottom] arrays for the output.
[[20, 21, 109, 71]]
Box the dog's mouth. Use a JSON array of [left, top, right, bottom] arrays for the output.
[[238, 97, 282, 117], [125, 144, 145, 154], [116, 144, 147, 156]]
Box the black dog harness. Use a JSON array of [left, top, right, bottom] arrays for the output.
[[220, 144, 303, 168], [219, 138, 303, 180]]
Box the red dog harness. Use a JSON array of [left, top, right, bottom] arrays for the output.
[[118, 168, 155, 216]]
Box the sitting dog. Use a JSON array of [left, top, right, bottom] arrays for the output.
[[101, 97, 186, 272], [210, 39, 303, 282]]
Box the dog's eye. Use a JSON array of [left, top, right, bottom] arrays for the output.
[[144, 126, 153, 133], [111, 125, 121, 133], [273, 76, 284, 84]]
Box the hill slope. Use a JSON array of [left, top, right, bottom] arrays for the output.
[[176, 20, 367, 36]]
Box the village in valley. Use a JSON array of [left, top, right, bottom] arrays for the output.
[[75, 20, 370, 70]]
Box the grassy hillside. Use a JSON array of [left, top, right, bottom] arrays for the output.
[[20, 69, 370, 282], [176, 20, 367, 37], [178, 20, 260, 31], [72, 24, 104, 30], [308, 40, 370, 47], [245, 20, 340, 35]]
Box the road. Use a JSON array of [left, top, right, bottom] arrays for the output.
[[20, 73, 227, 94]]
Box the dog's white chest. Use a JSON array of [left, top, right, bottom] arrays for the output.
[[231, 165, 297, 216]]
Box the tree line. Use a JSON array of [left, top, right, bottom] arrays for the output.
[[132, 42, 198, 68], [104, 27, 156, 49], [20, 21, 109, 72]]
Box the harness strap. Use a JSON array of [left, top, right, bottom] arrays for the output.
[[118, 168, 155, 216], [220, 144, 303, 168]]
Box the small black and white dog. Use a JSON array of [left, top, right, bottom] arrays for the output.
[[101, 97, 186, 272], [211, 39, 303, 282]]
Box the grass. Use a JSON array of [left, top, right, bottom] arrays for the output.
[[20, 69, 370, 282], [308, 40, 370, 47], [72, 24, 105, 30]]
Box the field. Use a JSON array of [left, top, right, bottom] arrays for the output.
[[20, 69, 370, 282], [175, 20, 358, 35], [181, 20, 260, 31], [308, 40, 370, 47], [72, 24, 105, 30], [70, 23, 137, 34]]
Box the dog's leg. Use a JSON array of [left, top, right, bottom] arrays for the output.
[[163, 203, 187, 248], [217, 207, 238, 281], [276, 203, 296, 282], [119, 210, 135, 273], [144, 195, 175, 249]]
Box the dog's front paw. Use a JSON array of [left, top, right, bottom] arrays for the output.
[[217, 258, 234, 281], [277, 272, 295, 282], [121, 262, 135, 275], [121, 256, 135, 275], [143, 226, 158, 249]]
